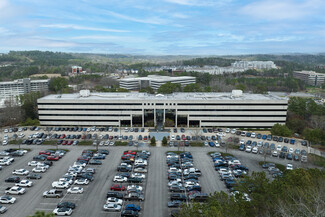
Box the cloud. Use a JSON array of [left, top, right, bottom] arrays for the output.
[[241, 0, 323, 20], [104, 10, 168, 25], [164, 0, 214, 6], [40, 24, 129, 33]]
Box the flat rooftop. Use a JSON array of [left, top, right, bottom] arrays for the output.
[[39, 92, 287, 101], [120, 75, 195, 82]]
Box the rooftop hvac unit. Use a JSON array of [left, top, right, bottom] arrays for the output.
[[80, 90, 90, 97], [232, 90, 243, 97]]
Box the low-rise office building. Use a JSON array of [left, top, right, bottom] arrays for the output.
[[37, 90, 288, 128], [293, 70, 325, 86], [119, 75, 196, 90]]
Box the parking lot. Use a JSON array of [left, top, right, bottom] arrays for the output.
[[0, 127, 314, 217]]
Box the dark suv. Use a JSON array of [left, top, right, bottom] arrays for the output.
[[106, 192, 124, 199], [5, 176, 20, 183]]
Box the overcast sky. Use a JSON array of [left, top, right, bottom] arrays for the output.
[[0, 0, 324, 55]]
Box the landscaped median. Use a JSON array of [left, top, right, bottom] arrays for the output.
[[114, 141, 128, 146], [308, 153, 325, 168]]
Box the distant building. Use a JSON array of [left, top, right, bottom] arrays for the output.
[[72, 66, 83, 74], [293, 71, 325, 86], [119, 75, 196, 90], [0, 78, 49, 107], [231, 61, 277, 69]]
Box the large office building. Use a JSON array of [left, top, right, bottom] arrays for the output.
[[37, 90, 288, 128], [0, 78, 49, 104], [119, 75, 196, 90], [293, 71, 325, 86], [231, 61, 277, 69]]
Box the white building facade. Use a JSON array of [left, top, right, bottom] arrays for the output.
[[293, 71, 325, 86], [37, 90, 288, 128], [0, 78, 49, 104], [119, 75, 196, 90]]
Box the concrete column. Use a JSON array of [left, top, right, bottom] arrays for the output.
[[154, 108, 156, 127], [175, 109, 178, 127], [131, 115, 133, 127], [187, 114, 189, 128], [163, 109, 165, 126], [142, 109, 144, 127]]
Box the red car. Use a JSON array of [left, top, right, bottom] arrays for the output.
[[39, 151, 51, 156], [182, 135, 186, 140], [123, 150, 136, 155], [109, 136, 113, 140], [47, 155, 59, 161], [110, 184, 125, 191], [59, 134, 66, 139], [77, 156, 90, 162], [67, 141, 73, 145], [81, 135, 86, 139], [62, 140, 67, 145], [144, 136, 148, 141]]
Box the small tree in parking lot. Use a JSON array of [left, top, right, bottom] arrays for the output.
[[28, 211, 54, 217], [150, 136, 156, 146], [162, 136, 168, 146]]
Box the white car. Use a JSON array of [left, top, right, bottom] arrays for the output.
[[127, 185, 143, 191], [0, 195, 16, 204], [131, 173, 145, 179], [52, 181, 70, 189], [184, 181, 200, 188], [32, 167, 47, 173], [168, 167, 181, 173], [289, 148, 294, 154], [12, 169, 29, 175], [36, 163, 49, 169], [67, 187, 84, 194], [245, 146, 252, 153], [28, 161, 39, 167], [240, 139, 245, 145], [286, 164, 293, 170], [0, 160, 11, 166], [252, 147, 258, 154], [99, 141, 104, 146], [231, 129, 236, 134], [225, 128, 230, 133], [2, 140, 8, 146], [5, 186, 26, 195], [103, 203, 122, 212], [171, 135, 175, 140], [53, 208, 73, 216], [59, 178, 73, 185], [277, 145, 282, 151], [74, 178, 89, 185], [251, 132, 256, 138], [215, 141, 220, 147], [104, 141, 109, 146], [134, 167, 147, 173], [0, 151, 9, 156], [135, 159, 147, 166], [204, 141, 208, 147], [168, 180, 182, 187], [18, 133, 25, 138], [106, 197, 123, 205], [113, 175, 127, 183], [16, 180, 33, 187]]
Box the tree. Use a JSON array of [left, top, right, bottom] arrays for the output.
[[116, 88, 129, 92], [1, 97, 23, 127], [19, 91, 43, 121], [183, 83, 202, 92], [157, 82, 182, 94], [150, 136, 156, 146], [27, 211, 54, 217], [139, 86, 155, 94], [162, 136, 168, 146], [164, 118, 175, 127], [271, 123, 292, 137], [49, 77, 68, 93]]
